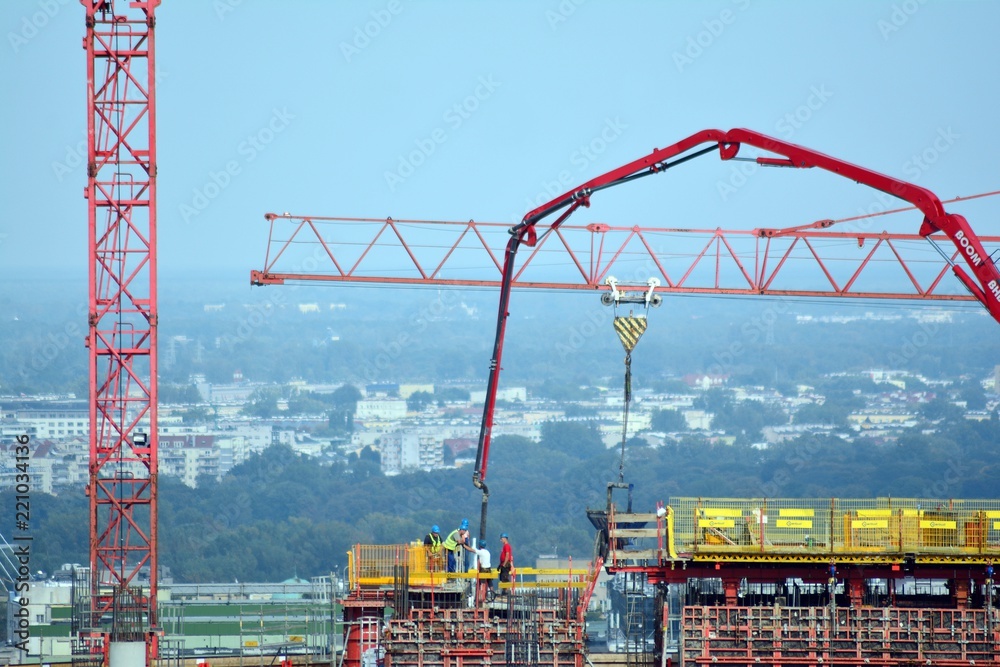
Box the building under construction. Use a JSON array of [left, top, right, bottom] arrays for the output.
[[338, 543, 592, 667], [339, 496, 1000, 667], [61, 3, 1000, 667]]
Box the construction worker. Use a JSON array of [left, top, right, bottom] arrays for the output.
[[498, 533, 513, 589], [474, 541, 494, 602], [423, 525, 443, 571], [443, 519, 474, 572]]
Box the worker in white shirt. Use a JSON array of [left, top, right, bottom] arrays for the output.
[[473, 541, 494, 602]]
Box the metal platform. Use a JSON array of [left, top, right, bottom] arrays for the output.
[[606, 498, 1000, 570]]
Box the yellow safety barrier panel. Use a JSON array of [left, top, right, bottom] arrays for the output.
[[665, 497, 1000, 561], [348, 543, 596, 590]]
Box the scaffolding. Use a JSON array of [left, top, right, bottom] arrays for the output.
[[343, 543, 589, 667], [682, 605, 1000, 665], [71, 567, 104, 667]]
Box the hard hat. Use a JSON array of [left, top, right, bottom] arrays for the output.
[[432, 525, 439, 533], [479, 542, 487, 549], [500, 532, 508, 539], [461, 518, 469, 530]]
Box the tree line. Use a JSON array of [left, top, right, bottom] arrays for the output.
[[5, 411, 1000, 584]]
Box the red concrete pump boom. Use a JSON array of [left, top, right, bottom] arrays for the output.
[[470, 128, 1000, 544]]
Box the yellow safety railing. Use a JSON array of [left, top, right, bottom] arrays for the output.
[[347, 543, 595, 590], [662, 497, 1000, 559], [347, 543, 438, 588]]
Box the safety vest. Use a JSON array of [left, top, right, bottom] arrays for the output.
[[426, 533, 442, 553], [443, 529, 462, 551]]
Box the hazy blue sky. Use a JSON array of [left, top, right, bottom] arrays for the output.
[[2, 0, 998, 282]]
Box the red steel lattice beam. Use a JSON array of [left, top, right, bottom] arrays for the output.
[[251, 209, 1000, 302], [83, 0, 159, 633]]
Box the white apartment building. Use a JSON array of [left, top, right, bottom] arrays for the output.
[[470, 387, 527, 404], [379, 431, 443, 474], [356, 399, 408, 421], [14, 408, 88, 439], [159, 435, 219, 487]]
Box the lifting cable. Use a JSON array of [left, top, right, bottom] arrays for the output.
[[604, 277, 662, 483]]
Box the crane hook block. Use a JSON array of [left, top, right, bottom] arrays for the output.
[[613, 315, 648, 354], [603, 276, 662, 308]]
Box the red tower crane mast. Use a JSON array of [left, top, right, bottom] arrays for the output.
[[251, 129, 1000, 544], [82, 0, 159, 662]]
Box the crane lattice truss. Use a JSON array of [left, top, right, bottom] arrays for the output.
[[84, 0, 159, 632], [252, 203, 1000, 302]]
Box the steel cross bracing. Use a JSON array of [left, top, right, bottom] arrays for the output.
[[83, 0, 159, 636]]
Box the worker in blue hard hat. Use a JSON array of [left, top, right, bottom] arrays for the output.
[[443, 519, 474, 573], [423, 524, 443, 571], [473, 540, 494, 602]]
